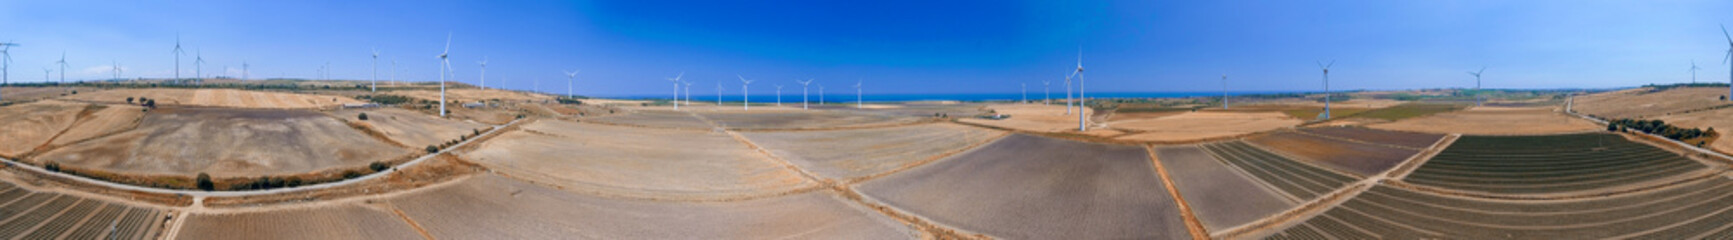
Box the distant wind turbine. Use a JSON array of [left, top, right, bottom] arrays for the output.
[[854, 79, 863, 109], [477, 57, 488, 90], [1222, 74, 1229, 109], [195, 48, 205, 83], [1691, 60, 1701, 84], [669, 72, 684, 110], [716, 81, 724, 106], [1073, 50, 1087, 131], [564, 70, 580, 99], [438, 33, 453, 117], [774, 84, 784, 106], [1021, 83, 1028, 104], [43, 68, 51, 82], [1042, 80, 1051, 105], [1317, 60, 1335, 120], [173, 35, 184, 84], [2, 41, 18, 95], [682, 80, 693, 107], [797, 79, 813, 109], [241, 61, 249, 80], [1468, 66, 1486, 107], [1722, 24, 1733, 99], [818, 83, 825, 105], [371, 48, 380, 92], [738, 75, 754, 110], [56, 51, 66, 85]]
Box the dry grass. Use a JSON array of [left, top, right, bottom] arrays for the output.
[[34, 108, 414, 177], [0, 100, 87, 157], [1574, 87, 1730, 119], [1108, 111, 1301, 142], [64, 88, 363, 109], [956, 104, 1120, 136], [1369, 106, 1601, 135]]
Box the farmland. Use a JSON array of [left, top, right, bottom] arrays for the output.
[[1573, 86, 1731, 119], [331, 107, 488, 148], [1300, 126, 1444, 149], [177, 204, 424, 240], [1247, 131, 1420, 175], [1110, 111, 1302, 142], [0, 181, 167, 240], [586, 109, 715, 129], [697, 109, 923, 130], [1200, 141, 1360, 201], [65, 88, 365, 109], [1405, 133, 1709, 195], [1155, 146, 1295, 232], [34, 107, 414, 177], [740, 123, 1004, 180], [1369, 106, 1602, 135]]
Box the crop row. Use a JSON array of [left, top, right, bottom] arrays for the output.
[[1407, 133, 1705, 194], [1268, 178, 1733, 239], [0, 181, 164, 240], [1202, 141, 1357, 200]]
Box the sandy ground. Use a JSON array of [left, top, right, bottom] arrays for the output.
[[1574, 87, 1730, 119], [459, 120, 814, 199], [1652, 107, 1733, 153], [1110, 111, 1302, 142], [957, 104, 1122, 136], [0, 100, 87, 157], [36, 108, 413, 177], [388, 175, 915, 239], [65, 88, 363, 109], [697, 109, 920, 130], [1369, 107, 1601, 135], [587, 110, 715, 129], [859, 134, 1189, 239], [176, 204, 423, 240], [741, 123, 1003, 180], [47, 104, 147, 147], [1155, 146, 1295, 232], [384, 88, 553, 103], [1247, 132, 1418, 176], [332, 108, 487, 148]]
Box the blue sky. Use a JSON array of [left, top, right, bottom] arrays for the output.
[[1, 0, 1731, 96]]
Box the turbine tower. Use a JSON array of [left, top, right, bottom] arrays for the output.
[[477, 57, 488, 90], [716, 81, 724, 106], [564, 70, 579, 99], [174, 35, 184, 84], [1317, 60, 1335, 120], [738, 75, 754, 110], [668, 72, 684, 110], [1073, 50, 1086, 131], [1022, 83, 1028, 104], [682, 80, 693, 106], [43, 68, 50, 82], [111, 60, 120, 80], [1222, 74, 1229, 109], [854, 79, 862, 109], [1, 41, 17, 95], [438, 33, 452, 117], [797, 79, 813, 109], [1722, 24, 1733, 99], [371, 48, 379, 92], [195, 49, 206, 84], [818, 83, 825, 105], [391, 59, 397, 86], [241, 61, 249, 80], [774, 84, 784, 106], [56, 52, 66, 85], [1042, 80, 1051, 105], [1691, 60, 1701, 84], [1468, 67, 1486, 107]]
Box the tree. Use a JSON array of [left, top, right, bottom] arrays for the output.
[[44, 162, 60, 172], [1608, 124, 1619, 132], [126, 97, 134, 104], [145, 99, 157, 108], [358, 113, 369, 121], [426, 145, 439, 153], [196, 173, 214, 191], [370, 161, 389, 172]]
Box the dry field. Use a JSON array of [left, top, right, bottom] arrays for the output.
[[1406, 133, 1708, 195], [0, 86, 94, 102], [177, 204, 423, 240], [65, 88, 363, 109], [0, 181, 167, 240], [741, 123, 1003, 180], [1110, 111, 1301, 142], [48, 104, 147, 147], [331, 108, 487, 148], [956, 104, 1124, 137], [35, 108, 413, 177], [458, 120, 814, 199], [1155, 145, 1295, 232], [1574, 87, 1730, 119], [858, 134, 1189, 239], [586, 110, 715, 129], [389, 175, 913, 239], [697, 109, 921, 130], [1247, 132, 1420, 176], [384, 88, 552, 103], [1368, 107, 1601, 135], [1300, 126, 1444, 149], [0, 100, 87, 157], [1653, 107, 1733, 153]]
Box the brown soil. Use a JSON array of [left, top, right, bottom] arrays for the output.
[[1574, 87, 1730, 119], [1154, 145, 1296, 232], [1247, 131, 1419, 176], [177, 204, 425, 240], [331, 108, 488, 149], [34, 107, 415, 177], [204, 154, 484, 208], [1369, 107, 1601, 135], [1109, 111, 1302, 142], [0, 100, 87, 157], [740, 123, 1004, 180], [955, 104, 1119, 136], [64, 88, 364, 109]]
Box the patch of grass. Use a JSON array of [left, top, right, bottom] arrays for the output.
[[1282, 108, 1370, 120], [1351, 103, 1467, 121]]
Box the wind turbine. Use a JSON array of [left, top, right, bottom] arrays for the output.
[[1691, 60, 1701, 84], [43, 68, 50, 83], [56, 52, 66, 85], [1, 41, 16, 92], [111, 60, 121, 80], [1073, 50, 1087, 131], [774, 84, 784, 106], [477, 57, 488, 90], [564, 70, 579, 99], [716, 81, 725, 106], [241, 61, 249, 80], [371, 48, 379, 92], [1467, 66, 1486, 107], [1722, 24, 1733, 99], [682, 80, 693, 106], [1316, 60, 1335, 120], [854, 79, 862, 109], [797, 79, 813, 109], [195, 49, 205, 84], [438, 33, 452, 117], [739, 75, 754, 110], [391, 58, 397, 86], [1021, 83, 1028, 104], [669, 72, 684, 110], [174, 35, 184, 84], [818, 83, 826, 105], [1222, 74, 1229, 109], [1064, 72, 1074, 114]]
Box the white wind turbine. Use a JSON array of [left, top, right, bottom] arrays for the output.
[[738, 75, 754, 110], [716, 81, 725, 106], [682, 80, 693, 106], [1691, 60, 1701, 84], [1042, 80, 1051, 105], [797, 79, 813, 109], [43, 68, 50, 83], [1316, 60, 1335, 120], [1021, 83, 1028, 104], [669, 72, 684, 110], [371, 48, 379, 92], [477, 57, 488, 90], [112, 60, 121, 80], [1467, 66, 1486, 107], [1072, 50, 1086, 131], [173, 35, 184, 84], [56, 52, 67, 85], [195, 49, 205, 83], [818, 83, 825, 105], [1221, 74, 1229, 109], [774, 84, 784, 106], [2, 41, 18, 91], [854, 79, 862, 109], [1722, 24, 1733, 99], [564, 70, 579, 99], [241, 61, 249, 80], [438, 33, 453, 117], [1064, 72, 1074, 114], [391, 58, 397, 86]]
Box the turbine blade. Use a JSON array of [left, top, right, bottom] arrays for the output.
[[443, 32, 453, 55], [1723, 24, 1732, 44]]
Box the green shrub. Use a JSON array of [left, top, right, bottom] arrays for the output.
[[341, 170, 363, 179], [370, 161, 389, 172], [358, 113, 369, 121], [196, 173, 214, 191], [44, 162, 59, 172], [426, 145, 439, 153]]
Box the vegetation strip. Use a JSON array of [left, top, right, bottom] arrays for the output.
[[1142, 145, 1210, 240]]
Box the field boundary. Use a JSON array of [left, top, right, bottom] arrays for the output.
[[1289, 128, 1427, 151], [1194, 143, 1303, 203], [1385, 134, 1459, 180], [1239, 141, 1366, 179], [1388, 171, 1722, 201], [1143, 145, 1210, 240], [843, 130, 1011, 185], [1212, 180, 1374, 239]]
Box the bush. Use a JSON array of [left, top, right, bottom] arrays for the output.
[[358, 113, 369, 121], [370, 161, 389, 172], [196, 173, 214, 191], [284, 176, 304, 187], [341, 170, 363, 179], [126, 97, 134, 103], [44, 162, 59, 172], [426, 145, 439, 153]]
